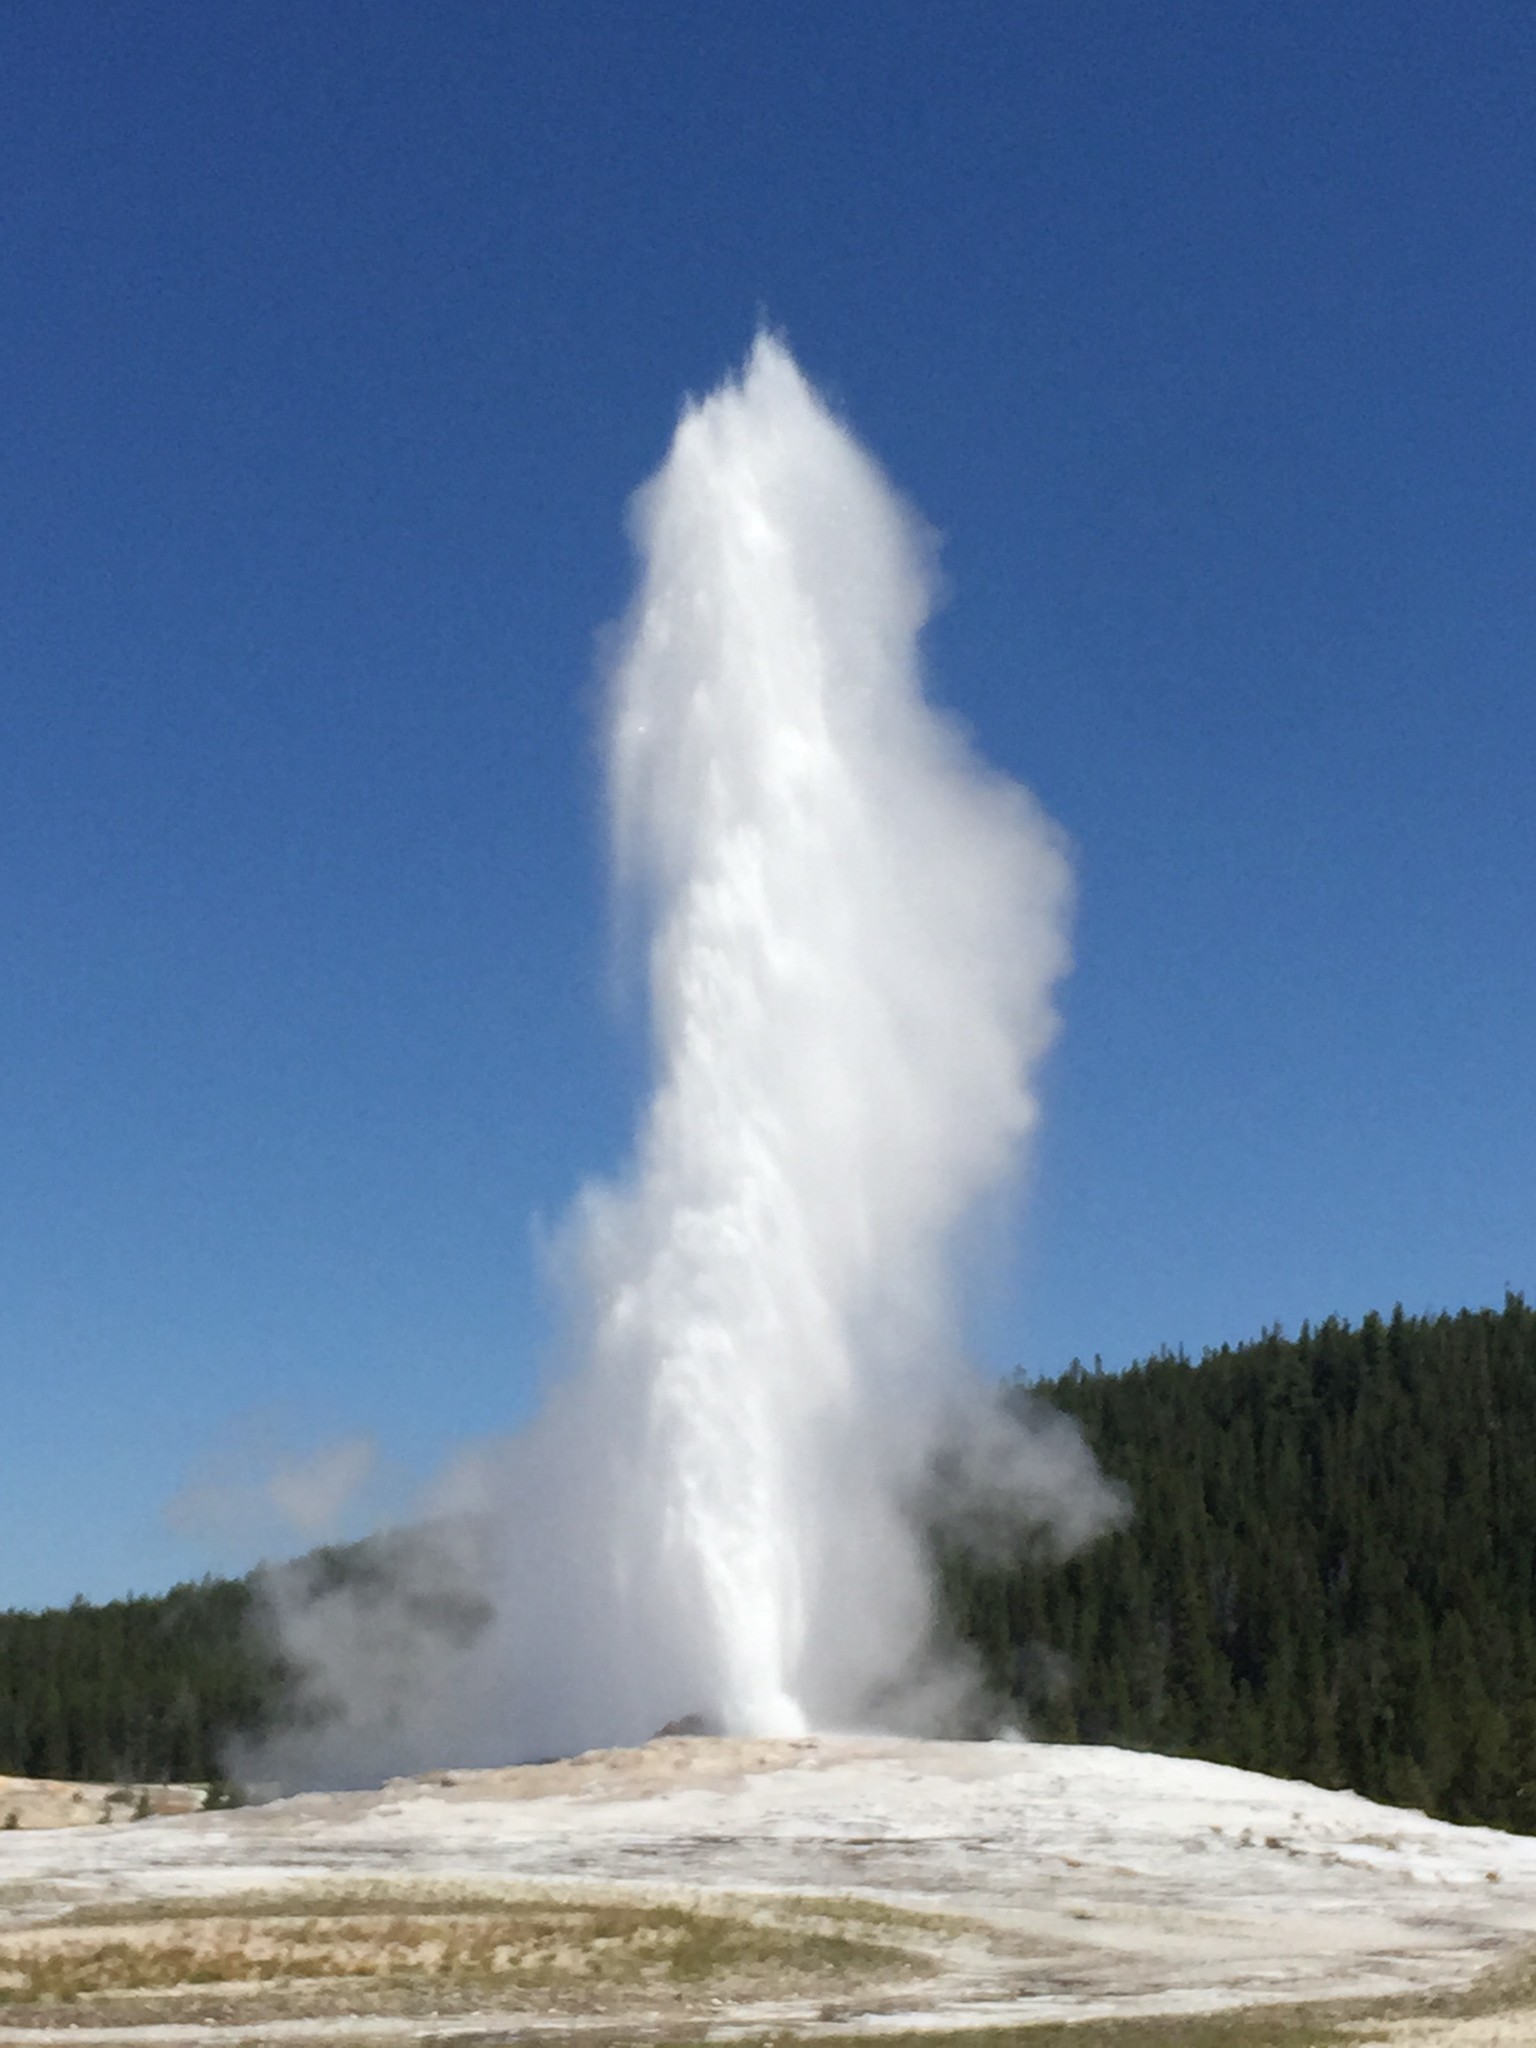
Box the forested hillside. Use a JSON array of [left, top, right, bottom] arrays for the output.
[[3, 1297, 1533, 1834], [947, 1293, 1536, 1831], [0, 1577, 280, 1788]]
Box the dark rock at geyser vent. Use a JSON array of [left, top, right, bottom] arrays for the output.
[[651, 1712, 724, 1738]]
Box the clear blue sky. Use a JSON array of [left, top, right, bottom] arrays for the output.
[[4, 1, 1532, 1608]]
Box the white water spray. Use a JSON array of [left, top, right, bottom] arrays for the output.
[[564, 334, 1076, 1735], [253, 337, 1107, 1781]]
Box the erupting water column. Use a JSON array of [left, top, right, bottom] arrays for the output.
[[576, 336, 1074, 1736], [245, 338, 1088, 1784]]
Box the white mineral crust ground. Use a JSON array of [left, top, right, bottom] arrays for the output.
[[3, 1735, 1536, 2041]]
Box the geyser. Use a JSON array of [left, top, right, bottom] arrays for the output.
[[575, 334, 1077, 1737], [254, 337, 1111, 1784]]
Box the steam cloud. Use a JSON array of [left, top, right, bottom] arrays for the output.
[[249, 337, 1118, 1788]]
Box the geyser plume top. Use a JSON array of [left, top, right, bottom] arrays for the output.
[[250, 337, 1111, 1786], [613, 337, 1070, 1229]]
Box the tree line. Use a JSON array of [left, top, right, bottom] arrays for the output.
[[0, 1576, 279, 1789], [2, 1295, 1533, 1833], [946, 1293, 1536, 1830]]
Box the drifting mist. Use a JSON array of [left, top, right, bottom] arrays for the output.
[[250, 338, 1116, 1787]]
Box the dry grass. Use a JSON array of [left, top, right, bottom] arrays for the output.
[[730, 1934, 1536, 2048], [758, 2024, 1346, 2048], [0, 1879, 1529, 2046], [0, 1879, 930, 2019], [1444, 1935, 1536, 2019], [750, 2021, 1354, 2048]]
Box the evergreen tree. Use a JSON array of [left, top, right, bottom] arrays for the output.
[[959, 1294, 1536, 1833]]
